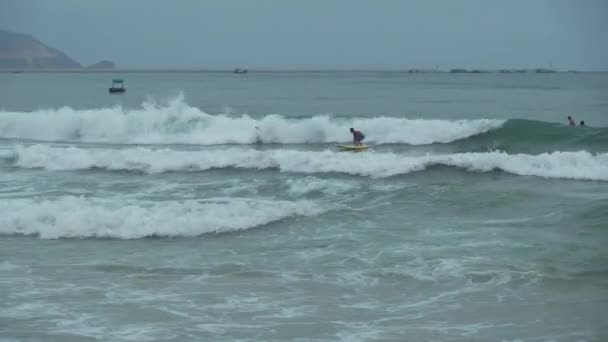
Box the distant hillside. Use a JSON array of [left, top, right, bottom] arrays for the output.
[[0, 29, 82, 69], [0, 29, 115, 70]]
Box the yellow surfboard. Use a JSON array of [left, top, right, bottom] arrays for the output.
[[337, 144, 369, 151]]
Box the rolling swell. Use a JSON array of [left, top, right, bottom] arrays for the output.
[[455, 119, 608, 153], [2, 95, 605, 182], [1, 96, 604, 153]]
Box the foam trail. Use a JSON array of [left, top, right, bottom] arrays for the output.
[[286, 177, 357, 196], [0, 196, 323, 239], [11, 145, 608, 181], [0, 93, 503, 145]]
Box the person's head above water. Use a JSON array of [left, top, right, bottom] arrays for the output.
[[350, 128, 354, 133], [567, 116, 576, 125]]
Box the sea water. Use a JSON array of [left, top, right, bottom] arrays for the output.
[[1, 72, 607, 341]]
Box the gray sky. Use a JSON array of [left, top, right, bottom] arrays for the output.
[[1, 0, 607, 70]]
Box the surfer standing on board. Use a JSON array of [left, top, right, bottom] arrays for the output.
[[350, 128, 365, 146]]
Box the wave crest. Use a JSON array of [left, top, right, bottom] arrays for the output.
[[0, 94, 503, 145], [0, 196, 323, 239], [11, 145, 608, 181]]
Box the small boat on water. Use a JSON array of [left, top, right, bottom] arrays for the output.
[[233, 68, 248, 74], [109, 79, 126, 94]]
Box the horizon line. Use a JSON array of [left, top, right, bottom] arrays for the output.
[[2, 68, 607, 74]]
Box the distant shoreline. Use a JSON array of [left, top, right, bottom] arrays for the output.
[[1, 68, 605, 74]]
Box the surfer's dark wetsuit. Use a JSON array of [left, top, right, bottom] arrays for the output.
[[350, 128, 365, 146]]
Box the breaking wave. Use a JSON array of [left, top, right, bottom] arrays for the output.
[[10, 145, 608, 181], [0, 196, 324, 239], [0, 94, 503, 145]]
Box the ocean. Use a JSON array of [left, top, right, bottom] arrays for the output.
[[1, 71, 607, 341]]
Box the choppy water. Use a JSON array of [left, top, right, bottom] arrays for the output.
[[1, 72, 607, 341]]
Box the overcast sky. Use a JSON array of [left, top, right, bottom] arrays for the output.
[[1, 0, 607, 70]]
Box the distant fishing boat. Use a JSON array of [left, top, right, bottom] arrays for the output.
[[109, 79, 126, 94], [233, 68, 248, 74]]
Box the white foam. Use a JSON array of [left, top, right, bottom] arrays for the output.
[[286, 177, 357, 196], [12, 145, 608, 181], [0, 261, 19, 271], [0, 196, 323, 239], [0, 93, 503, 145]]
